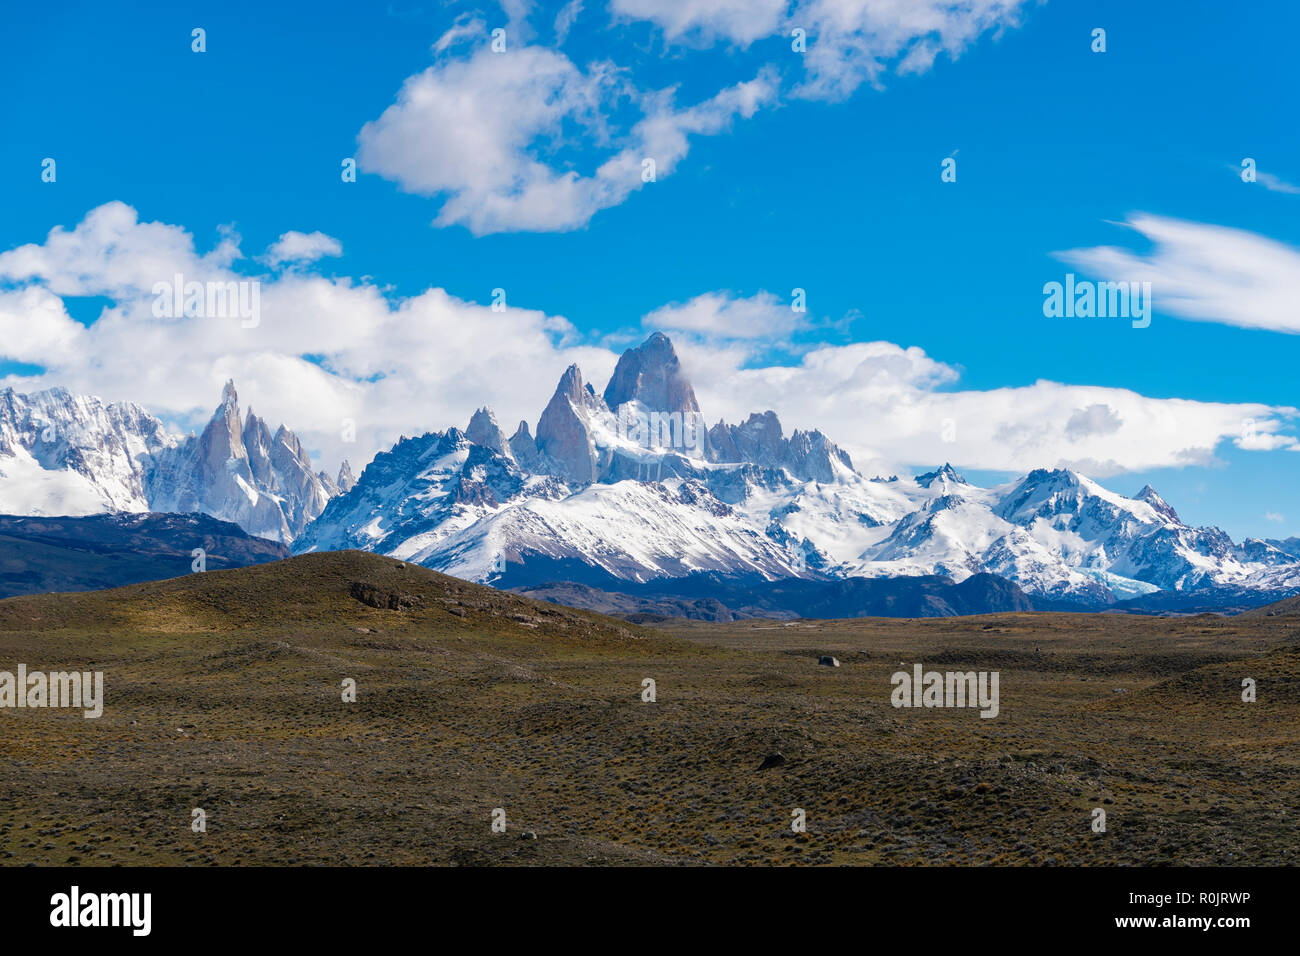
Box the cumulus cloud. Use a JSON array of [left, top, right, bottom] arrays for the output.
[[264, 230, 343, 267], [0, 287, 85, 364], [0, 201, 240, 299], [1058, 214, 1300, 335], [357, 40, 777, 235], [1, 203, 1295, 484]]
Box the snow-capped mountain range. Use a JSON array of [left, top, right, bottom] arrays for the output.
[[294, 333, 1300, 608], [0, 382, 350, 544], [3, 331, 1298, 608]]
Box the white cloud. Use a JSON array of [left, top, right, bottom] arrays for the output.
[[690, 342, 1297, 477], [497, 0, 535, 39], [0, 201, 239, 299], [610, 0, 789, 46], [264, 230, 343, 267], [357, 43, 777, 234], [2, 203, 1295, 485], [1236, 428, 1296, 452], [433, 15, 488, 53], [790, 0, 1032, 100], [554, 0, 583, 44], [358, 1, 1031, 233], [0, 287, 85, 364], [1225, 162, 1300, 194], [357, 46, 608, 208], [1258, 172, 1300, 195], [611, 0, 1033, 99], [642, 290, 807, 341], [1058, 214, 1300, 335], [0, 203, 614, 474]]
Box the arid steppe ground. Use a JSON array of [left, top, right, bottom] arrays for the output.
[[1, 551, 1296, 866]]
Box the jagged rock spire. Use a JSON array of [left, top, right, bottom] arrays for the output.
[[536, 365, 602, 485], [466, 406, 514, 462], [603, 332, 701, 415]]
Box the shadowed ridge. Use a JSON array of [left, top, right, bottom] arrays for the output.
[[1241, 592, 1300, 618]]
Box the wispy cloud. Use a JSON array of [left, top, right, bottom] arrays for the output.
[[611, 0, 1033, 98], [789, 0, 1033, 101], [1057, 214, 1300, 335], [1226, 162, 1300, 195], [1258, 171, 1300, 195], [553, 0, 583, 44], [610, 0, 788, 47]]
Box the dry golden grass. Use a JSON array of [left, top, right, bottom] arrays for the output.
[[1, 551, 1296, 866]]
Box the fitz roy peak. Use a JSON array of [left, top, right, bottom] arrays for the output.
[[295, 332, 1300, 607], [0, 381, 343, 544], [603, 331, 702, 416]]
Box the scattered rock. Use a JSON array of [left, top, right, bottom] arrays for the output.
[[757, 752, 786, 771], [349, 581, 422, 611], [818, 656, 840, 667]]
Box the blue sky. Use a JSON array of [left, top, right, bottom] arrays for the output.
[[0, 0, 1297, 540]]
